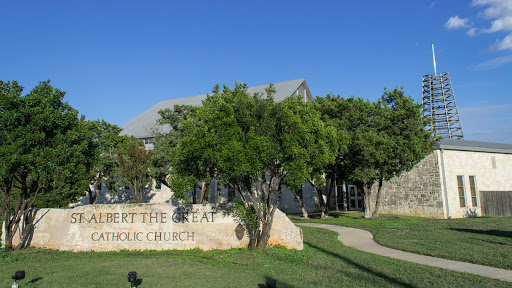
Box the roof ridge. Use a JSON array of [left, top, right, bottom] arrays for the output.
[[156, 78, 305, 104], [245, 78, 305, 89], [121, 78, 309, 137]]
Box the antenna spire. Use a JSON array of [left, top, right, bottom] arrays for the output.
[[432, 44, 437, 74], [425, 44, 442, 74]]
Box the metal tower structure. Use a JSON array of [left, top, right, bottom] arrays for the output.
[[422, 44, 464, 139]]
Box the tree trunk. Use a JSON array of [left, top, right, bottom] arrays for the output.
[[133, 182, 137, 203], [2, 201, 14, 248], [363, 182, 373, 218], [318, 186, 327, 218], [256, 179, 283, 251], [310, 181, 327, 218], [248, 229, 259, 249], [199, 181, 209, 204], [133, 181, 142, 203], [5, 201, 28, 250], [14, 212, 33, 251], [88, 185, 98, 205], [291, 189, 308, 219], [4, 206, 30, 250], [324, 177, 335, 216], [216, 181, 221, 203], [320, 186, 329, 219], [192, 182, 197, 204], [373, 178, 384, 218], [1, 181, 40, 251], [257, 220, 272, 251], [3, 219, 14, 249]]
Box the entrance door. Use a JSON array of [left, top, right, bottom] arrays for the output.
[[336, 183, 344, 210], [347, 185, 363, 210]]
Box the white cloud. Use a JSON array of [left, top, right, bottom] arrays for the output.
[[473, 0, 512, 19], [469, 0, 512, 51], [486, 16, 512, 32], [496, 33, 512, 50], [470, 53, 512, 70], [446, 0, 512, 68], [429, 2, 437, 9], [445, 16, 470, 29], [467, 27, 478, 36]]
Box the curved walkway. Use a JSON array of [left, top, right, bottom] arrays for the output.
[[297, 223, 512, 282]]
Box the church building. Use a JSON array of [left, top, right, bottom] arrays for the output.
[[87, 79, 512, 219]]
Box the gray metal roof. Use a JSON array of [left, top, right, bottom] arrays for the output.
[[121, 79, 311, 138], [438, 139, 512, 154]]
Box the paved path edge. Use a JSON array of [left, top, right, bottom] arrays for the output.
[[297, 223, 512, 282]]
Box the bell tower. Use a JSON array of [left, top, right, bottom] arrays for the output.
[[422, 44, 464, 139]]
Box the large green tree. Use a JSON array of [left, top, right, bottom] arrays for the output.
[[0, 80, 96, 250], [329, 88, 436, 218], [151, 104, 201, 202], [82, 120, 122, 204], [315, 95, 375, 217], [170, 83, 339, 250], [370, 87, 437, 217], [114, 136, 154, 203]]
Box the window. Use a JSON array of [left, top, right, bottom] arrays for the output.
[[491, 156, 497, 169], [469, 176, 478, 207], [457, 176, 466, 208], [155, 181, 162, 190]]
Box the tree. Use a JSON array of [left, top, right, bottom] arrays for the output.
[[282, 96, 346, 219], [170, 82, 339, 250], [371, 87, 437, 217], [114, 136, 154, 203], [314, 95, 361, 218], [151, 104, 201, 202], [84, 120, 122, 204], [0, 80, 96, 250], [332, 88, 436, 218]]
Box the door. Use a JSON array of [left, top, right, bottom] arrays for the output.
[[347, 185, 363, 210], [336, 183, 344, 210]]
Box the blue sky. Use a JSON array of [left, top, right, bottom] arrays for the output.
[[1, 0, 511, 143]]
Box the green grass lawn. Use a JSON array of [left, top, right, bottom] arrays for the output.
[[1, 226, 511, 287], [295, 212, 512, 270]]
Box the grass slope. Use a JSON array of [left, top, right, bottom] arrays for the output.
[[296, 212, 512, 270], [1, 226, 510, 287]]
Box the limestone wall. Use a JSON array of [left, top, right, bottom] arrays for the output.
[[278, 183, 319, 214], [2, 204, 303, 251], [440, 150, 512, 218], [370, 151, 445, 218]]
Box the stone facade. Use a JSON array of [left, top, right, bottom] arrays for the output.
[[277, 183, 319, 214], [369, 151, 445, 218], [367, 146, 512, 219], [3, 204, 303, 251], [440, 149, 512, 218]]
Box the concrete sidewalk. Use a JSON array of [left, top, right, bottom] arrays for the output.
[[297, 223, 512, 282]]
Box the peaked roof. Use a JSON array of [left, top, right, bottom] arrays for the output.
[[121, 79, 312, 138], [438, 139, 512, 154]]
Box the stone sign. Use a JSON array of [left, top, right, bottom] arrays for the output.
[[2, 204, 303, 251]]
